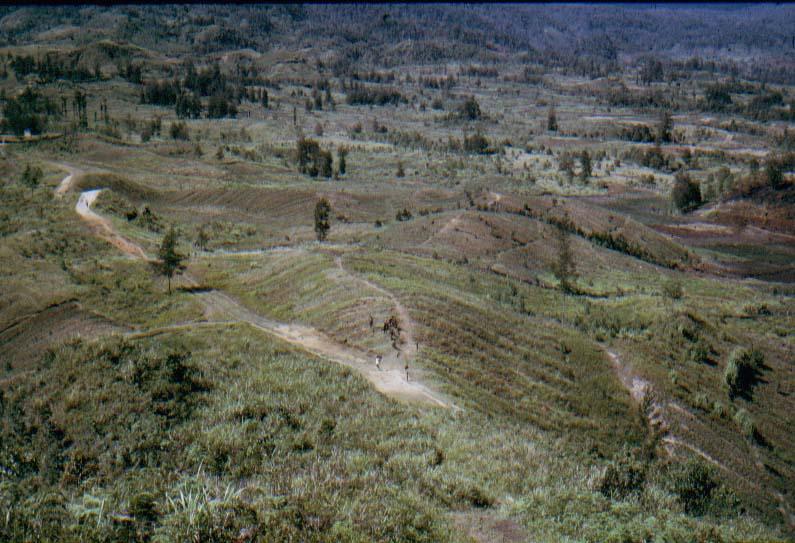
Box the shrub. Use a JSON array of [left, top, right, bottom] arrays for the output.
[[454, 485, 493, 508], [667, 458, 719, 515], [733, 408, 756, 439], [20, 164, 43, 187], [169, 121, 189, 141], [598, 447, 646, 500], [671, 171, 702, 212], [458, 96, 481, 120], [724, 348, 763, 398], [396, 208, 412, 221], [463, 132, 492, 154], [687, 340, 710, 364], [661, 278, 683, 299]]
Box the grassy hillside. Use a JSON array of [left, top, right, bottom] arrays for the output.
[[1, 4, 794, 542]]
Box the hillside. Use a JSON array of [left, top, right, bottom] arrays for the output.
[[1, 4, 794, 542]]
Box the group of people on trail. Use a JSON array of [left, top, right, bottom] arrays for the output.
[[370, 313, 413, 381], [373, 354, 410, 381]]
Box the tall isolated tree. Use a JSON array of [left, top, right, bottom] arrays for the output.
[[671, 171, 702, 212], [553, 222, 577, 294], [766, 156, 785, 189], [579, 149, 592, 182], [158, 226, 184, 294], [547, 106, 558, 132], [338, 147, 348, 175], [314, 198, 331, 242], [657, 110, 673, 143], [558, 152, 575, 182]]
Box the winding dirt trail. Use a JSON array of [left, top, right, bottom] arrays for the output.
[[55, 168, 451, 409]]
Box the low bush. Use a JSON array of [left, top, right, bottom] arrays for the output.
[[724, 348, 764, 398], [666, 458, 719, 515], [598, 447, 647, 500], [733, 408, 756, 439]]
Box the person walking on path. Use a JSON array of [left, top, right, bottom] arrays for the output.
[[375, 354, 382, 371], [405, 361, 409, 381]]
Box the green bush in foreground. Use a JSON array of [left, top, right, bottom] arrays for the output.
[[724, 348, 764, 398]]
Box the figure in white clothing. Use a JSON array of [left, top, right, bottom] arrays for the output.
[[375, 354, 382, 370]]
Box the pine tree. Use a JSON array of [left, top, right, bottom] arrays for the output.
[[657, 110, 673, 143], [579, 150, 592, 182], [553, 222, 577, 293], [314, 198, 331, 242], [158, 226, 184, 294], [195, 224, 209, 251], [547, 106, 558, 132], [338, 147, 348, 175]]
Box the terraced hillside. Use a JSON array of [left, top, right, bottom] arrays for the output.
[[1, 4, 795, 542]]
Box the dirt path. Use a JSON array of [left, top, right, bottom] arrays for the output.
[[77, 190, 150, 260], [54, 163, 81, 195], [56, 169, 451, 409], [421, 211, 465, 247]]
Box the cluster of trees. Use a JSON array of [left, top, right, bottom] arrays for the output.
[[638, 57, 665, 86], [7, 52, 99, 83], [671, 171, 702, 212], [140, 80, 179, 106], [175, 92, 202, 119], [118, 61, 143, 84], [458, 96, 482, 121], [182, 61, 227, 96], [616, 110, 674, 145], [462, 132, 492, 154], [344, 81, 406, 106], [558, 150, 593, 183], [141, 79, 239, 119], [349, 70, 397, 84], [296, 136, 334, 178], [461, 64, 499, 78], [207, 94, 237, 118], [1, 87, 58, 135], [418, 74, 456, 90]]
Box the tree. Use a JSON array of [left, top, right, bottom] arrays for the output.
[[671, 171, 702, 212], [296, 136, 321, 176], [547, 106, 558, 132], [1, 88, 50, 135], [766, 157, 785, 189], [314, 198, 331, 242], [21, 163, 43, 188], [195, 224, 209, 251], [158, 226, 184, 294], [558, 152, 575, 181], [459, 96, 481, 120], [553, 222, 577, 293], [169, 121, 189, 141], [338, 147, 348, 175], [657, 110, 673, 143], [579, 149, 592, 182], [320, 150, 333, 178]]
